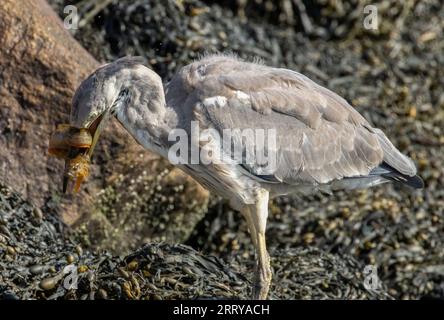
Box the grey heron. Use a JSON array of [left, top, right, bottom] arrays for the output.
[[67, 54, 423, 299]]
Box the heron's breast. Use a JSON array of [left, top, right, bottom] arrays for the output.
[[180, 163, 261, 206]]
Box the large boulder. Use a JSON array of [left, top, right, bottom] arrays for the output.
[[0, 0, 209, 247]]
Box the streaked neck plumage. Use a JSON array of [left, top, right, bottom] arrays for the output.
[[113, 65, 177, 158]]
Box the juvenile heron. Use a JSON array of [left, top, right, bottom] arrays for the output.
[[69, 54, 423, 299]]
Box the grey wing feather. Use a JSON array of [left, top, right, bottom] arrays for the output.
[[169, 54, 417, 185]]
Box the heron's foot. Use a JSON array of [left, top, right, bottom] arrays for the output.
[[252, 255, 272, 300]]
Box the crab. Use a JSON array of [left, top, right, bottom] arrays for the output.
[[48, 124, 92, 193]]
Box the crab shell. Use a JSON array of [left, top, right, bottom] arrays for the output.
[[48, 124, 93, 158], [65, 154, 90, 192], [48, 124, 93, 193]]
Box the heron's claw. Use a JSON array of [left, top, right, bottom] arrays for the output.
[[252, 259, 272, 300]]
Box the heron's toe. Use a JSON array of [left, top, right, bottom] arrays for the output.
[[252, 262, 272, 300]]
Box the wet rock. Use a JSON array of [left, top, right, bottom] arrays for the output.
[[0, 0, 209, 242]]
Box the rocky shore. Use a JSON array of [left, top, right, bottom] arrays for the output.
[[0, 0, 442, 299]]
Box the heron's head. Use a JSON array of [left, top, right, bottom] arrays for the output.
[[69, 56, 164, 157]]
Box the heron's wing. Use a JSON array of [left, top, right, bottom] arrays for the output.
[[171, 55, 415, 185]]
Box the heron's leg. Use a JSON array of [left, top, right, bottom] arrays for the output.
[[243, 189, 272, 300], [254, 230, 271, 300], [240, 206, 257, 248]]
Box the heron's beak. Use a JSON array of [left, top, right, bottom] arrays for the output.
[[61, 113, 106, 193], [53, 111, 109, 193], [86, 113, 107, 158]]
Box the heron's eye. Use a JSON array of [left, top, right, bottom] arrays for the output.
[[111, 88, 130, 114], [118, 88, 130, 101]]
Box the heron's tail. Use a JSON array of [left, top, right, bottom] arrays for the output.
[[370, 162, 424, 189], [368, 128, 424, 189]]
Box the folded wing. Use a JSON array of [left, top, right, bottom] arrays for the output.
[[168, 55, 417, 186]]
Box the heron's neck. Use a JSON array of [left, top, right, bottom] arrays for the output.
[[115, 68, 176, 158]]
